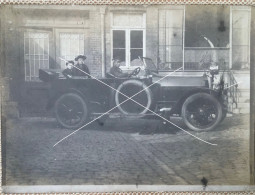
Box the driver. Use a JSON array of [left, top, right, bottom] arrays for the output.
[[109, 56, 131, 78]]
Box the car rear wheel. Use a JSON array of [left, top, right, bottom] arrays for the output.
[[55, 93, 88, 129], [181, 93, 222, 131]]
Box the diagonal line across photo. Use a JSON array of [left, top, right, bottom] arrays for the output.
[[0, 3, 252, 190]]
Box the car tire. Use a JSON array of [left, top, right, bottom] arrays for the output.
[[181, 93, 222, 131], [54, 93, 88, 129], [115, 79, 152, 117]]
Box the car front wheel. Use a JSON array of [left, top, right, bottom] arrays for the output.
[[181, 93, 222, 131], [54, 93, 88, 129]]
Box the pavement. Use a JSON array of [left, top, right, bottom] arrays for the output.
[[3, 114, 250, 185]]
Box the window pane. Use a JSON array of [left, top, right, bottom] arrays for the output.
[[185, 6, 230, 47], [165, 46, 182, 62], [159, 11, 166, 28], [38, 38, 44, 55], [113, 13, 144, 27], [232, 10, 250, 70], [158, 28, 166, 46], [130, 49, 143, 64], [159, 10, 183, 28], [232, 46, 249, 69], [129, 14, 144, 28], [113, 13, 129, 27], [233, 10, 249, 29], [130, 58, 143, 66], [158, 9, 183, 70], [233, 28, 249, 46], [165, 10, 183, 28], [158, 46, 183, 70], [113, 49, 126, 66], [184, 49, 229, 70], [158, 46, 166, 64], [165, 28, 182, 46], [130, 31, 143, 48], [113, 30, 125, 48]]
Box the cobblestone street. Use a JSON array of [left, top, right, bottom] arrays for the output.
[[4, 114, 250, 185]]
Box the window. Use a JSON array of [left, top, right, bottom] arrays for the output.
[[59, 33, 85, 69], [24, 32, 49, 81], [232, 8, 251, 70], [112, 13, 145, 68], [158, 9, 184, 70], [184, 6, 230, 70], [185, 6, 230, 48]]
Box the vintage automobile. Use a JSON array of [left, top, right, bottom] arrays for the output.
[[39, 57, 228, 131]]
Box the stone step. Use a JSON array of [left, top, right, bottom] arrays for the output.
[[234, 105, 250, 114], [239, 107, 250, 114], [237, 97, 250, 103], [238, 102, 250, 108], [238, 90, 250, 97], [232, 108, 240, 114], [232, 107, 250, 114]]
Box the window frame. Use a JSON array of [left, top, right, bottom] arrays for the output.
[[111, 12, 146, 70]]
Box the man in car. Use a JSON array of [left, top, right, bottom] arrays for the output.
[[73, 55, 91, 78], [109, 56, 130, 78]]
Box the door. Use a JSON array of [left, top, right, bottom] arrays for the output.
[[55, 29, 89, 69]]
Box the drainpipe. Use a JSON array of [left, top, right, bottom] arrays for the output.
[[100, 7, 106, 77]]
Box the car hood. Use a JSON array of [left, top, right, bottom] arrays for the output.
[[153, 75, 206, 87]]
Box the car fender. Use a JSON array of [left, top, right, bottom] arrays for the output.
[[46, 88, 88, 111], [170, 87, 223, 115]]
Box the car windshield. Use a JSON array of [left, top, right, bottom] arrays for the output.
[[141, 57, 158, 73]]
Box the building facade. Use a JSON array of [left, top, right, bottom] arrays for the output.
[[0, 5, 251, 116]]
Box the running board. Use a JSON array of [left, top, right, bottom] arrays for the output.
[[92, 112, 158, 119]]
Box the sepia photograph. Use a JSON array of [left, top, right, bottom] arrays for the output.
[[0, 3, 253, 192]]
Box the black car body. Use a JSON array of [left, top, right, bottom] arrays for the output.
[[39, 57, 228, 131]]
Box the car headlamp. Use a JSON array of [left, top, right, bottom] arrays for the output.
[[209, 65, 219, 75]]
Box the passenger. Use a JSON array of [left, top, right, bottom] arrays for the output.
[[73, 55, 91, 78], [62, 60, 75, 78], [109, 56, 130, 78]]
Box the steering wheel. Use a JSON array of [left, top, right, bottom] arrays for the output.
[[129, 67, 141, 77]]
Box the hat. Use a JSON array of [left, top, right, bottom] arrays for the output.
[[75, 55, 87, 61], [66, 60, 74, 65]]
